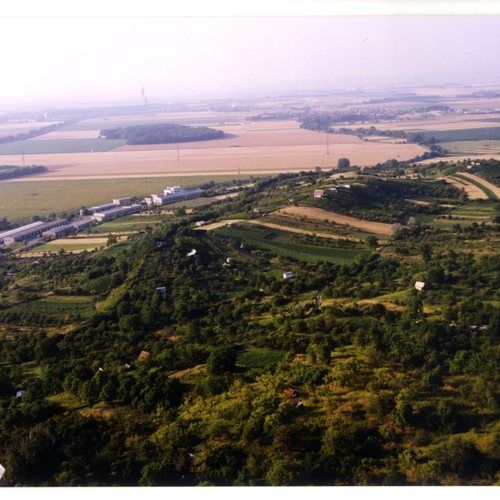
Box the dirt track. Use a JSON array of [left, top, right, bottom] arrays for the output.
[[458, 172, 500, 198], [277, 206, 394, 235], [443, 176, 489, 200]]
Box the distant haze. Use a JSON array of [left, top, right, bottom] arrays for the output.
[[1, 16, 499, 107]]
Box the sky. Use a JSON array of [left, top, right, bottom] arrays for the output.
[[0, 16, 499, 107]]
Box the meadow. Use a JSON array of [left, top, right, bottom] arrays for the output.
[[0, 174, 246, 221]]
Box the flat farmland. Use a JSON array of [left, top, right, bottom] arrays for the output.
[[0, 120, 62, 138], [440, 140, 500, 155], [0, 120, 426, 180], [0, 138, 125, 155], [0, 174, 245, 221]]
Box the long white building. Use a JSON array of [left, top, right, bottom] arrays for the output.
[[0, 221, 44, 245]]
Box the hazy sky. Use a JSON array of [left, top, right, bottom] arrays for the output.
[[0, 16, 499, 107]]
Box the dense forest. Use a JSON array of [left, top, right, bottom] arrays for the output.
[[0, 165, 48, 181], [0, 166, 498, 486], [100, 124, 225, 145]]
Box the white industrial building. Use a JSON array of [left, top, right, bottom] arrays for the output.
[[113, 197, 131, 206], [92, 204, 141, 222], [42, 217, 93, 239], [146, 186, 202, 206], [0, 221, 44, 246], [2, 219, 68, 246]]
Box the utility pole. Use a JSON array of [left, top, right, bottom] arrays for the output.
[[176, 142, 180, 162], [21, 149, 26, 167]]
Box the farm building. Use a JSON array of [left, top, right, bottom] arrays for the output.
[[414, 281, 425, 291], [92, 204, 141, 222], [283, 271, 294, 280], [2, 219, 68, 245], [156, 286, 167, 293], [113, 197, 132, 206], [85, 203, 116, 215], [314, 189, 325, 198], [0, 221, 44, 246], [137, 350, 150, 361]]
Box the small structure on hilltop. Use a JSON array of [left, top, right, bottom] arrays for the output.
[[186, 249, 197, 257], [137, 350, 150, 362], [414, 281, 425, 291], [283, 271, 294, 280], [314, 189, 325, 199]]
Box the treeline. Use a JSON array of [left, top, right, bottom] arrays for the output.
[[0, 122, 68, 145], [0, 165, 47, 181], [100, 123, 225, 145]]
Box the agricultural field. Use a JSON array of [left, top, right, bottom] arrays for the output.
[[0, 138, 125, 156], [216, 223, 368, 264], [25, 237, 117, 255], [440, 140, 500, 156], [89, 214, 171, 233], [0, 119, 427, 181], [0, 174, 246, 221], [277, 206, 394, 236], [4, 295, 95, 320]]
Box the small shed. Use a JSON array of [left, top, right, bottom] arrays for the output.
[[414, 281, 425, 291], [16, 390, 25, 398], [283, 271, 294, 280], [186, 248, 197, 257], [195, 221, 206, 227], [156, 286, 167, 293], [137, 350, 150, 361], [314, 189, 325, 199]]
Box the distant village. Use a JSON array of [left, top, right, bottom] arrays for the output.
[[0, 185, 202, 249]]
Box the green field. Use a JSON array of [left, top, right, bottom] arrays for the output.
[[33, 241, 107, 253], [0, 138, 125, 155], [236, 348, 286, 369], [5, 295, 95, 318], [0, 174, 250, 222], [414, 126, 500, 142], [439, 140, 500, 155], [90, 214, 169, 233], [217, 223, 367, 264]]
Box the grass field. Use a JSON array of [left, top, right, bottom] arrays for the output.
[[6, 295, 95, 318], [32, 240, 108, 254], [90, 214, 169, 233], [236, 348, 286, 369], [0, 138, 125, 155], [418, 126, 500, 142], [217, 223, 367, 264], [439, 140, 500, 155], [0, 174, 247, 221]]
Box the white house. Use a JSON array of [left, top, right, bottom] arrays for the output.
[[283, 271, 294, 280], [314, 189, 325, 198], [414, 281, 425, 291]]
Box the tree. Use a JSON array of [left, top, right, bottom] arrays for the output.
[[337, 158, 350, 169], [206, 346, 237, 375], [107, 234, 118, 247]]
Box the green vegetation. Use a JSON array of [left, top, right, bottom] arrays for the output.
[[101, 123, 224, 145], [439, 140, 500, 155], [217, 224, 366, 264], [0, 165, 47, 180], [0, 138, 125, 156], [0, 167, 498, 486]]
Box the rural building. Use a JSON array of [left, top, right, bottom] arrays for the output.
[[156, 286, 167, 293], [195, 221, 206, 227], [283, 271, 294, 280], [113, 197, 131, 206], [314, 189, 325, 198], [86, 203, 116, 215], [0, 463, 5, 481], [92, 204, 141, 222], [414, 281, 425, 291], [339, 183, 351, 189], [137, 350, 150, 361], [0, 221, 44, 246], [3, 219, 68, 246], [186, 248, 197, 257]]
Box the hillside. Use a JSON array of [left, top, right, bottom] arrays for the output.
[[0, 166, 498, 486]]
